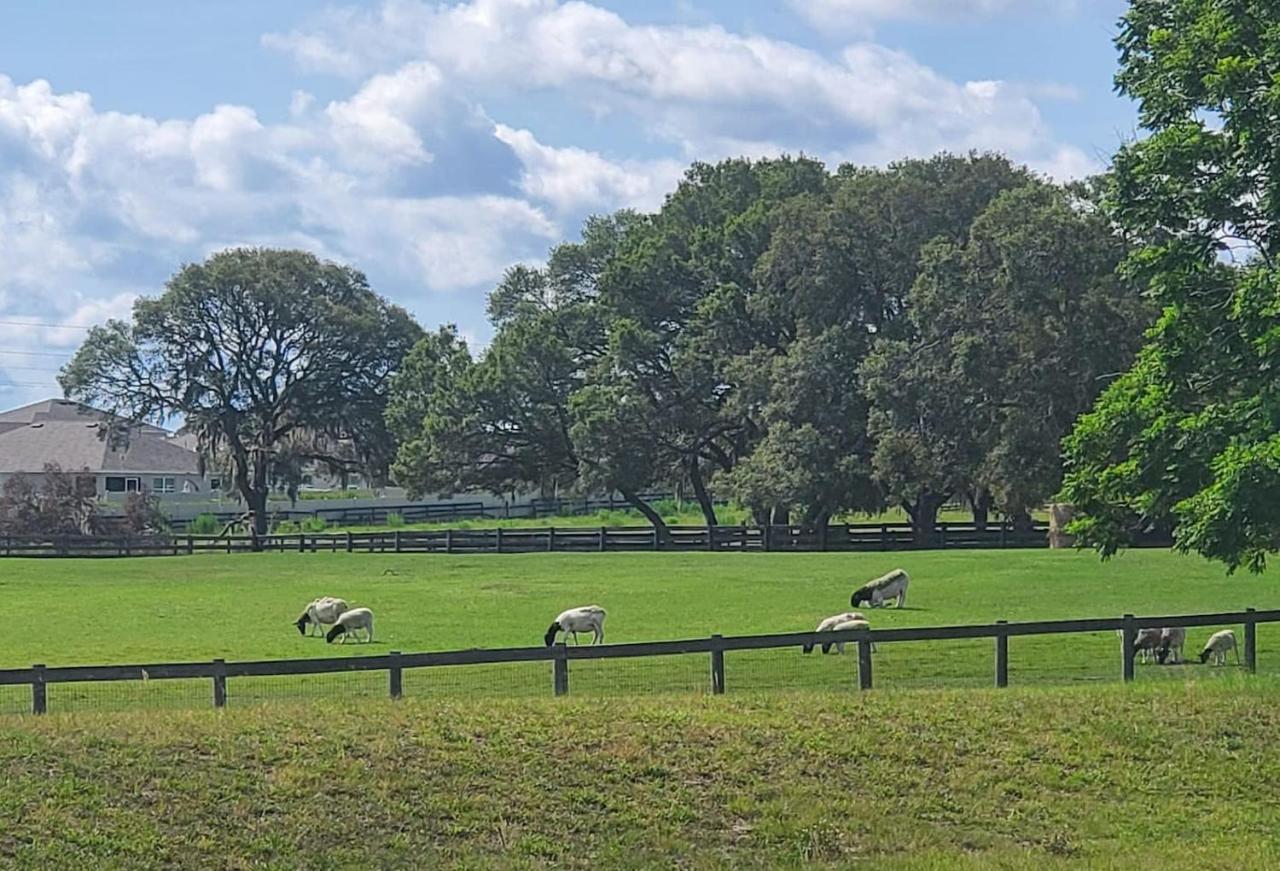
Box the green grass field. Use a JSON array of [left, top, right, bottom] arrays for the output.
[[4, 684, 1280, 867], [0, 548, 1274, 716]]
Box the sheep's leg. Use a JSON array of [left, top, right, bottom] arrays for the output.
[[1234, 645, 1240, 666]]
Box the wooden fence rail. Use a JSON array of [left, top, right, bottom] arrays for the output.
[[2, 608, 1268, 716], [0, 522, 1172, 558]]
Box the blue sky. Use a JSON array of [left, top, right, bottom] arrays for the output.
[[0, 0, 1136, 409]]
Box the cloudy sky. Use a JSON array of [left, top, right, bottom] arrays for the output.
[[0, 0, 1135, 409]]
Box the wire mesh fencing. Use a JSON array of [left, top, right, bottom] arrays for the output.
[[2, 610, 1275, 716]]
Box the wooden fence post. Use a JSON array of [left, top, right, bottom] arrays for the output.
[[939, 523, 947, 549], [652, 527, 659, 551], [547, 527, 555, 553], [553, 647, 569, 696], [818, 523, 828, 552], [1000, 520, 1008, 548], [212, 658, 227, 708], [346, 531, 353, 553], [31, 664, 46, 715], [445, 529, 453, 555], [187, 534, 194, 555], [880, 523, 890, 550], [495, 527, 503, 554], [394, 531, 402, 554], [857, 639, 873, 690], [1245, 608, 1257, 674], [761, 524, 771, 552], [710, 634, 725, 695], [995, 620, 1009, 688], [598, 526, 607, 553], [1121, 614, 1136, 683], [389, 651, 403, 699]]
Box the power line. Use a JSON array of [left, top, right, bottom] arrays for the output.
[[0, 319, 94, 330], [0, 350, 73, 358], [0, 365, 63, 373], [0, 381, 57, 389]]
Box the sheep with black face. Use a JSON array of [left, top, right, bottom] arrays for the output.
[[850, 569, 909, 609], [544, 606, 606, 646]]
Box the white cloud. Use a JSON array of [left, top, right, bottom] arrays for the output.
[[325, 61, 444, 169], [263, 0, 1079, 172], [494, 124, 683, 212]]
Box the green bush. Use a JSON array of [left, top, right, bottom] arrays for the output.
[[274, 519, 301, 534], [385, 512, 405, 529], [302, 517, 330, 533], [186, 513, 220, 535]]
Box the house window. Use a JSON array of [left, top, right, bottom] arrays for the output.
[[153, 477, 176, 494], [104, 476, 142, 493]]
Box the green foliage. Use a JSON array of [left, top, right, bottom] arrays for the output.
[[60, 248, 422, 537], [186, 514, 220, 535], [302, 517, 330, 533], [384, 512, 405, 529], [0, 466, 100, 537], [1062, 0, 1280, 571], [122, 491, 169, 536]]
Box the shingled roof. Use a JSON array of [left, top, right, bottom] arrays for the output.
[[0, 399, 199, 475]]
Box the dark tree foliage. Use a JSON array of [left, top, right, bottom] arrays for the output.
[[61, 248, 422, 539], [0, 466, 100, 537]]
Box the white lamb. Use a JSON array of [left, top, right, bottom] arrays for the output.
[[1198, 629, 1238, 666], [802, 612, 868, 654], [1156, 627, 1187, 664], [1132, 627, 1163, 664], [325, 607, 374, 644], [544, 606, 606, 646], [295, 597, 349, 637], [820, 618, 876, 655], [850, 569, 909, 609]]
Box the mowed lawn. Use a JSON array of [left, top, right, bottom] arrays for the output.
[[0, 547, 1273, 718], [4, 685, 1280, 867]]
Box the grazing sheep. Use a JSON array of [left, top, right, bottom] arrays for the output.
[[1198, 629, 1239, 666], [1132, 627, 1163, 664], [325, 607, 374, 644], [544, 606, 606, 646], [295, 597, 349, 637], [1156, 627, 1187, 665], [850, 569, 909, 609], [802, 612, 868, 654], [820, 618, 875, 655]]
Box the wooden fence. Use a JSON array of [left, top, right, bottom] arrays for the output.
[[0, 520, 1145, 558], [2, 608, 1268, 716]]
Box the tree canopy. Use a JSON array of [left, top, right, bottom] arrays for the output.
[[61, 248, 422, 537], [1061, 0, 1280, 572]]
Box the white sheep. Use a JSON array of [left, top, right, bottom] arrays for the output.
[[1198, 629, 1239, 666], [802, 611, 868, 654], [850, 569, 909, 609], [1156, 627, 1187, 664], [820, 618, 876, 655], [325, 607, 374, 644], [544, 606, 606, 646], [1132, 627, 1163, 664], [295, 597, 349, 637]]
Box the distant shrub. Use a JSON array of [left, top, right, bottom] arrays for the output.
[[302, 517, 330, 533], [274, 519, 301, 534], [385, 512, 405, 529], [186, 513, 220, 535]]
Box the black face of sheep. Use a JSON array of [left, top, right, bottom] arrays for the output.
[[850, 590, 871, 608], [295, 615, 310, 636], [544, 622, 562, 647], [1198, 649, 1212, 664], [325, 624, 346, 644], [1156, 646, 1170, 665]]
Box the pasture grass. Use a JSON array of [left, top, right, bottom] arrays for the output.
[[2, 683, 1279, 867], [0, 548, 1274, 713]]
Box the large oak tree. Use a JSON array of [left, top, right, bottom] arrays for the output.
[[61, 248, 422, 538]]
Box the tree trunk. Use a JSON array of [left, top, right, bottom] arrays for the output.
[[970, 489, 993, 532], [1010, 510, 1035, 534], [772, 506, 790, 526], [620, 488, 671, 541], [752, 505, 771, 526], [904, 493, 947, 546], [687, 458, 718, 526]]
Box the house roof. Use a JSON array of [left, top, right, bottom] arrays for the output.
[[0, 401, 200, 476], [0, 398, 169, 436]]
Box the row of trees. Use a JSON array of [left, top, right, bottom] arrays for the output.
[[59, 154, 1152, 544], [51, 0, 1280, 570], [386, 154, 1152, 541]]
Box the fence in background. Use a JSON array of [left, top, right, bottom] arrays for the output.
[[155, 492, 685, 532], [1, 608, 1267, 716], [0, 520, 1172, 558]]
